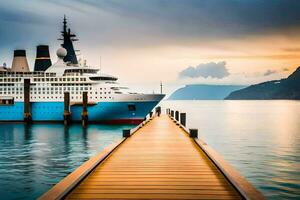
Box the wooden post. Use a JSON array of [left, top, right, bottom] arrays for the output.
[[155, 106, 161, 116], [180, 113, 186, 127], [149, 111, 153, 118], [189, 129, 198, 138], [123, 129, 131, 137], [82, 92, 88, 128], [175, 111, 179, 121], [64, 92, 71, 126], [24, 79, 31, 123]]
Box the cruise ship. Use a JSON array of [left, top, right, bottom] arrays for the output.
[[0, 17, 164, 124]]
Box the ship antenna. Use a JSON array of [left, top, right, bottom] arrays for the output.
[[63, 15, 67, 34], [160, 81, 163, 94], [58, 15, 79, 65]]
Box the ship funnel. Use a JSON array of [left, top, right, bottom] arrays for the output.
[[34, 45, 52, 71], [11, 50, 30, 72]]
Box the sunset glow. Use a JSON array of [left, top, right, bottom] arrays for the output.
[[1, 0, 300, 93]]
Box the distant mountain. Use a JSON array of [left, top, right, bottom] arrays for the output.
[[225, 67, 300, 100], [168, 85, 245, 100]]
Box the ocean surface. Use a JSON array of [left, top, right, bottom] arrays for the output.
[[0, 101, 299, 199], [0, 123, 134, 200], [161, 100, 300, 199]]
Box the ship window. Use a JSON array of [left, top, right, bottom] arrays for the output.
[[128, 104, 136, 111], [89, 76, 117, 81]]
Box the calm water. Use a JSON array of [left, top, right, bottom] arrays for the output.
[[0, 123, 134, 200], [1, 101, 299, 199], [162, 100, 300, 199]]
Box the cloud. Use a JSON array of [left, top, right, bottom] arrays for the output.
[[0, 6, 45, 25], [263, 69, 277, 76], [2, 0, 300, 49], [283, 68, 290, 71], [179, 61, 230, 79], [282, 47, 300, 52]]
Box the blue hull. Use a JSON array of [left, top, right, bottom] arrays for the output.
[[0, 101, 159, 124]]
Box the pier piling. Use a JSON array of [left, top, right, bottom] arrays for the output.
[[23, 79, 31, 123], [64, 92, 71, 126], [175, 111, 179, 121], [155, 106, 161, 116], [149, 111, 153, 118], [180, 113, 186, 127], [189, 128, 198, 138], [123, 129, 131, 137], [81, 92, 88, 128], [171, 110, 174, 117]]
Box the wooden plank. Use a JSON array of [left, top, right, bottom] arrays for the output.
[[78, 181, 231, 187], [67, 193, 241, 199], [76, 185, 236, 190], [71, 189, 240, 195]]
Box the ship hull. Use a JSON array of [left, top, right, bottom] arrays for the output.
[[0, 101, 160, 124]]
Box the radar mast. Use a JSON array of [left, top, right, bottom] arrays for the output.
[[58, 15, 78, 65]]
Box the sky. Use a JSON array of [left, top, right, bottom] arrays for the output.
[[1, 0, 300, 94]]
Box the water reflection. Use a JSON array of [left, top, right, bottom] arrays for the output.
[[24, 124, 32, 142], [162, 100, 300, 199], [0, 123, 134, 200]]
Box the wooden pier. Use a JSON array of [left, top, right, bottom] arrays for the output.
[[40, 113, 264, 200]]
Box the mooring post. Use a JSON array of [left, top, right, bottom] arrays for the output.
[[82, 92, 88, 128], [64, 92, 71, 126], [189, 129, 198, 138], [180, 113, 186, 127], [149, 111, 153, 118], [175, 111, 179, 122], [24, 79, 31, 123], [123, 129, 131, 138], [155, 106, 161, 116]]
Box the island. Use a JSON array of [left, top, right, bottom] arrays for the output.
[[169, 85, 245, 100], [225, 67, 300, 100]]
